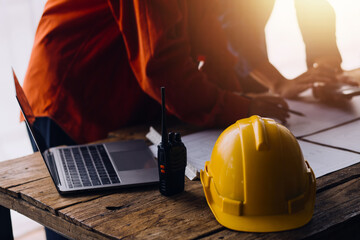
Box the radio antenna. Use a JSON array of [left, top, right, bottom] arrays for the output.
[[161, 87, 168, 145]]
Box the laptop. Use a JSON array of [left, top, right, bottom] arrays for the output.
[[13, 70, 159, 195]]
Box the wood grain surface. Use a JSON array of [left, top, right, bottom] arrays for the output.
[[0, 124, 360, 239]]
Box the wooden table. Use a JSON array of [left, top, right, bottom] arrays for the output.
[[1, 125, 360, 240]]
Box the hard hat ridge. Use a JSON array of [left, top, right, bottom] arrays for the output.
[[249, 115, 269, 151]]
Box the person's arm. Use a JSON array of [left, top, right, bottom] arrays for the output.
[[295, 0, 342, 70], [111, 0, 291, 125], [251, 60, 339, 99], [114, 0, 252, 127], [221, 0, 344, 99], [220, 0, 290, 93], [220, 0, 276, 71], [248, 0, 343, 99]]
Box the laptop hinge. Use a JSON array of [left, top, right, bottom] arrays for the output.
[[46, 151, 61, 186]]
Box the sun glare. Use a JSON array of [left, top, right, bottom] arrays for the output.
[[266, 0, 360, 79], [328, 0, 360, 70]]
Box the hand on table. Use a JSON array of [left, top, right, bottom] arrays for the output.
[[276, 64, 338, 99], [337, 68, 360, 86], [247, 93, 289, 124], [276, 58, 360, 102], [312, 66, 360, 103]]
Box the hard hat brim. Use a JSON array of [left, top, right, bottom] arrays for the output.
[[200, 168, 316, 232], [207, 198, 315, 232]]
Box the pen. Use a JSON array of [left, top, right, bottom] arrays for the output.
[[237, 92, 306, 117], [265, 102, 305, 117], [281, 107, 305, 117]]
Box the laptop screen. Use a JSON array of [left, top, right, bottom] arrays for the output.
[[13, 70, 48, 154]]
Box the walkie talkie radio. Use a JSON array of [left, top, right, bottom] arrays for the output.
[[157, 87, 187, 196]]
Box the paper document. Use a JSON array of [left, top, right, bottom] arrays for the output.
[[303, 119, 360, 153], [146, 91, 360, 180], [181, 129, 223, 173], [298, 140, 360, 178], [286, 91, 360, 137], [148, 128, 360, 180]]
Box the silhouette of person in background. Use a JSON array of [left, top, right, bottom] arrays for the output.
[[220, 0, 358, 100]]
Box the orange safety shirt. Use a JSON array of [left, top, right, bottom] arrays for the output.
[[23, 0, 250, 144]]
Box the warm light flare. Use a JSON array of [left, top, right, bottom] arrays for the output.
[[328, 0, 360, 70], [266, 0, 360, 78]]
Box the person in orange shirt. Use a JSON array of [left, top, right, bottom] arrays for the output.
[[23, 0, 289, 146], [22, 2, 289, 238]]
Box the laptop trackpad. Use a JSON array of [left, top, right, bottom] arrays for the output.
[[105, 140, 157, 171], [110, 149, 156, 171]]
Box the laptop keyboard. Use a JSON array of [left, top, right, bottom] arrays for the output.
[[59, 145, 120, 188]]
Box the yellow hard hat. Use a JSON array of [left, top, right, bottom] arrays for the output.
[[200, 115, 316, 232]]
